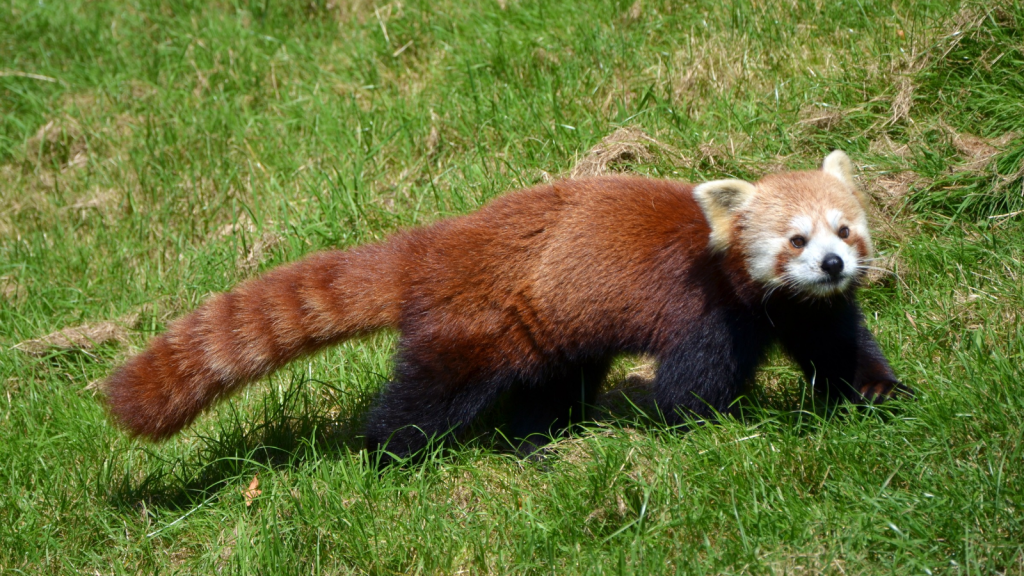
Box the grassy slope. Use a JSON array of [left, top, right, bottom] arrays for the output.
[[1, 0, 1023, 573]]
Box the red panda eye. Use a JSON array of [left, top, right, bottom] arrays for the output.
[[838, 226, 850, 239], [790, 236, 806, 249]]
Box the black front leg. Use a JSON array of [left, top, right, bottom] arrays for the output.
[[654, 310, 766, 423], [775, 297, 907, 403]]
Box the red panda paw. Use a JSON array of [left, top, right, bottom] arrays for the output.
[[857, 380, 914, 403]]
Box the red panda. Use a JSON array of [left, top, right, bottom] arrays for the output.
[[103, 150, 906, 460]]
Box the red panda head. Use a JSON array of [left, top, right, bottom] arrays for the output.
[[693, 151, 873, 298]]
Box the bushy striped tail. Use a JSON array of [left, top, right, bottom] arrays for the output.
[[104, 244, 403, 440]]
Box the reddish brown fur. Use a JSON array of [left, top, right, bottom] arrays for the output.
[[104, 173, 901, 449], [105, 177, 732, 439], [105, 244, 407, 439]]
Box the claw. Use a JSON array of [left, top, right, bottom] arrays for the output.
[[858, 380, 913, 402]]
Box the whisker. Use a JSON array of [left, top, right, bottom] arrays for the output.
[[857, 265, 893, 273], [762, 280, 784, 304]]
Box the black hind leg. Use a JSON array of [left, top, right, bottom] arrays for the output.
[[503, 360, 611, 455], [364, 373, 511, 465]]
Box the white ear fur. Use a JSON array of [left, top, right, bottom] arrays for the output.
[[693, 179, 757, 251], [822, 149, 872, 207], [822, 150, 854, 188]]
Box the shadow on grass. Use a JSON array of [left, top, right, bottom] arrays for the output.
[[103, 367, 914, 512], [103, 373, 378, 512], [593, 370, 913, 439]]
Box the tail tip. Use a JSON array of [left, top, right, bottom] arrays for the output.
[[102, 350, 193, 441]]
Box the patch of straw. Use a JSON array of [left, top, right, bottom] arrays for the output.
[[864, 251, 903, 287], [569, 127, 667, 179], [868, 170, 928, 209], [868, 134, 912, 159], [1, 276, 25, 304], [237, 232, 282, 275], [15, 313, 139, 356], [885, 76, 915, 126], [625, 0, 642, 21], [26, 117, 89, 169], [947, 129, 1018, 173], [798, 104, 844, 131]]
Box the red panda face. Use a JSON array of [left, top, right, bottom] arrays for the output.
[[693, 151, 873, 299], [749, 200, 872, 297]]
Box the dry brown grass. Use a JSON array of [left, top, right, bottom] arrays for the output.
[[25, 117, 89, 170], [947, 129, 1018, 173], [237, 232, 284, 275], [868, 134, 912, 159], [568, 127, 669, 178], [995, 160, 1024, 201], [66, 187, 122, 223], [625, 0, 642, 21], [862, 5, 1007, 131], [319, 0, 402, 25], [763, 547, 854, 576], [661, 8, 851, 109], [863, 250, 905, 288], [867, 170, 928, 212], [885, 76, 916, 127], [210, 213, 284, 275], [15, 313, 139, 356], [214, 213, 259, 239], [858, 166, 921, 286], [0, 91, 142, 240], [593, 355, 659, 419], [694, 140, 731, 169], [1, 275, 25, 305], [798, 104, 844, 131]]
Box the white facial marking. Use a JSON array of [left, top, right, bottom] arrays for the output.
[[747, 242, 782, 284], [790, 215, 813, 238], [850, 223, 868, 242], [745, 216, 789, 284], [785, 226, 860, 296], [826, 209, 844, 231]]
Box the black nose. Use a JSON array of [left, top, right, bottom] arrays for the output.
[[821, 253, 844, 279]]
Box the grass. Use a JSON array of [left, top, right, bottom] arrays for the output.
[[1, 0, 1023, 573]]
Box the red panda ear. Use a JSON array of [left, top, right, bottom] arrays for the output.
[[822, 150, 872, 207], [822, 150, 854, 188], [693, 179, 756, 251]]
